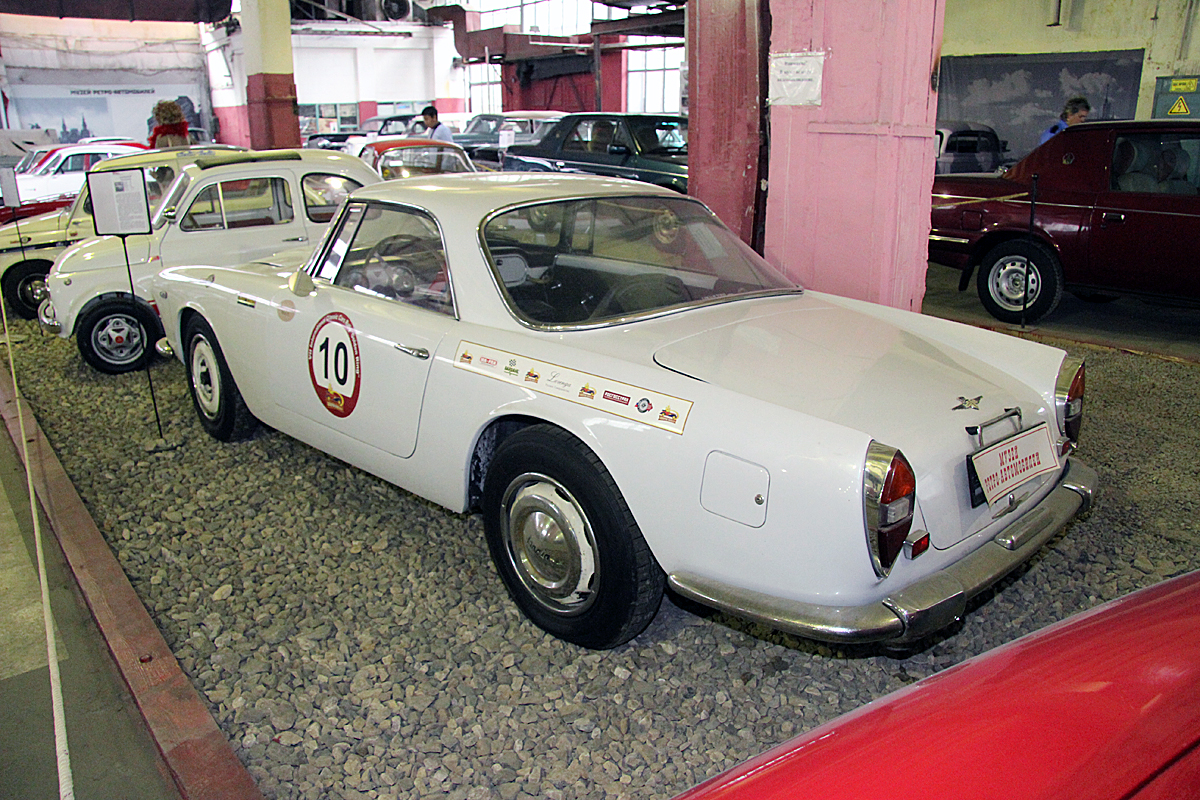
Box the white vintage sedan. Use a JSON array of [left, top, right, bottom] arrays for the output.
[[38, 149, 379, 373], [151, 173, 1096, 650]]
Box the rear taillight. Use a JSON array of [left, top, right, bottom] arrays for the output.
[[1055, 356, 1085, 450], [863, 442, 917, 578]]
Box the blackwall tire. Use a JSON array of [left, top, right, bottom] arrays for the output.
[[184, 316, 257, 442], [75, 299, 160, 374], [482, 425, 664, 649], [2, 261, 51, 320], [976, 240, 1063, 324]]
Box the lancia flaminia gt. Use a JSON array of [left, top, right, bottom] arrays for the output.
[[151, 173, 1095, 649]]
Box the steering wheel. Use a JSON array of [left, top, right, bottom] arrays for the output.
[[363, 234, 422, 296], [589, 274, 687, 320]]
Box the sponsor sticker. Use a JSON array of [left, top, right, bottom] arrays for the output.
[[453, 340, 693, 434], [308, 312, 362, 418]]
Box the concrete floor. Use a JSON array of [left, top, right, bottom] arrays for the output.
[[923, 261, 1200, 363], [0, 417, 181, 800]]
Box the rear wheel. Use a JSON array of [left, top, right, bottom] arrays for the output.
[[2, 261, 51, 320], [482, 425, 664, 649], [184, 316, 257, 441], [976, 240, 1063, 324], [76, 299, 161, 374]]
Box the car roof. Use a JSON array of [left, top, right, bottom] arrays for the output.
[[1066, 118, 1200, 132], [188, 149, 365, 171], [364, 137, 468, 154], [90, 145, 248, 172], [503, 110, 566, 119], [350, 172, 680, 219]]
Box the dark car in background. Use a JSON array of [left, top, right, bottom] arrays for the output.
[[934, 120, 1012, 174], [929, 119, 1200, 323], [503, 113, 688, 192], [453, 110, 564, 155]]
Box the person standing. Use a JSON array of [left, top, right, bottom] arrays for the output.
[[1039, 96, 1090, 145], [421, 106, 454, 143], [148, 100, 190, 148]]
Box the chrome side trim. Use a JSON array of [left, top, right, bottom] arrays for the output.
[[928, 234, 970, 244], [669, 458, 1098, 644]]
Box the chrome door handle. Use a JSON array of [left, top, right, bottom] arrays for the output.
[[555, 161, 566, 168], [282, 236, 308, 242], [394, 343, 429, 359], [1101, 212, 1125, 225]]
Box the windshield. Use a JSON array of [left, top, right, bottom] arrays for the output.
[[152, 172, 192, 229], [483, 195, 797, 327], [465, 116, 502, 135], [33, 152, 65, 176], [362, 118, 384, 133]]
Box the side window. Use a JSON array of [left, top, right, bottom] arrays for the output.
[[180, 185, 223, 231], [562, 119, 624, 154], [329, 203, 454, 316], [221, 177, 294, 228], [57, 154, 87, 174], [1109, 133, 1199, 195], [303, 173, 362, 223]]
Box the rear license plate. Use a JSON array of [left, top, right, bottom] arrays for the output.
[[968, 422, 1060, 508]]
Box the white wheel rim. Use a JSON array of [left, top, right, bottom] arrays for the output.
[[189, 335, 221, 419], [501, 472, 598, 615], [989, 256, 1041, 312]]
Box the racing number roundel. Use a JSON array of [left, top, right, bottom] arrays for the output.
[[308, 312, 361, 418]]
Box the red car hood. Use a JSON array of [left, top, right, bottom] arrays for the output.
[[673, 571, 1200, 800]]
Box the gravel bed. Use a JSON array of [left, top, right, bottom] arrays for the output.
[[6, 317, 1200, 800]]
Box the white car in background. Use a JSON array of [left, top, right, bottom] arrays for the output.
[[149, 173, 1095, 650], [16, 141, 146, 204], [0, 145, 246, 319], [39, 149, 379, 373]]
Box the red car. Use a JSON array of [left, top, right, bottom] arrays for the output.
[[357, 137, 476, 179], [673, 571, 1200, 799], [929, 120, 1200, 324]]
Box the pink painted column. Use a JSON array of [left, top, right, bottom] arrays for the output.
[[763, 0, 944, 312]]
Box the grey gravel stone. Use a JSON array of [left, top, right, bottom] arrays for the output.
[[7, 318, 1200, 800]]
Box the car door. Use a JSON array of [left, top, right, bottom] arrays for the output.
[[158, 172, 311, 268], [554, 117, 641, 180], [266, 200, 456, 459], [1087, 130, 1200, 298]]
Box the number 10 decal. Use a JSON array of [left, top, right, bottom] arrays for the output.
[[308, 312, 362, 418]]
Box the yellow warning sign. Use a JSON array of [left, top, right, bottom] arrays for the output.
[[1170, 78, 1198, 93], [1168, 96, 1191, 116]]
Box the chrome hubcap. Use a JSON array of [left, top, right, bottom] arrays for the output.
[[92, 313, 143, 365], [990, 257, 1041, 312], [501, 472, 597, 614], [189, 336, 221, 419]]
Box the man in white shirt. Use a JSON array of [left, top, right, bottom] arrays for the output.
[[421, 106, 454, 143]]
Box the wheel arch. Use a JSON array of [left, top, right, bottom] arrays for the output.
[[966, 228, 1060, 270], [466, 414, 594, 513], [73, 291, 164, 339]]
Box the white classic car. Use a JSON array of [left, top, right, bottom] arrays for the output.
[[38, 149, 380, 373], [151, 173, 1096, 650], [0, 146, 247, 319], [16, 141, 146, 204]]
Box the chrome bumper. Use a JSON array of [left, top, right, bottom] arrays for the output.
[[668, 458, 1098, 644], [37, 298, 61, 335]]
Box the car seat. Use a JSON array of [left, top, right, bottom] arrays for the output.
[[1113, 138, 1161, 193]]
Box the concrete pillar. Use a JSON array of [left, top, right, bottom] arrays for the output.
[[762, 0, 944, 311], [241, 0, 302, 149]]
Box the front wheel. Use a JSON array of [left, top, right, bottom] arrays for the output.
[[482, 425, 664, 649], [76, 299, 161, 374], [2, 261, 51, 320], [976, 240, 1063, 324], [184, 316, 257, 441]]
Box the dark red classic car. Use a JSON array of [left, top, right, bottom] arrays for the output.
[[928, 120, 1200, 323], [673, 571, 1200, 800]]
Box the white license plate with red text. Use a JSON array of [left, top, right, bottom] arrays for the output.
[[970, 422, 1060, 507]]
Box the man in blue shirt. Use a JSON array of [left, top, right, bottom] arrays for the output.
[[1039, 96, 1090, 145], [421, 106, 455, 143]]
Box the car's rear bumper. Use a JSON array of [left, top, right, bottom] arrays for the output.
[[668, 458, 1098, 644]]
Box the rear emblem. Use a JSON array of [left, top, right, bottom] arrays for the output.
[[953, 396, 982, 410]]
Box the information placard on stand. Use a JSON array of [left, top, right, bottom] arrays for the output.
[[87, 169, 151, 236], [0, 167, 19, 209]]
